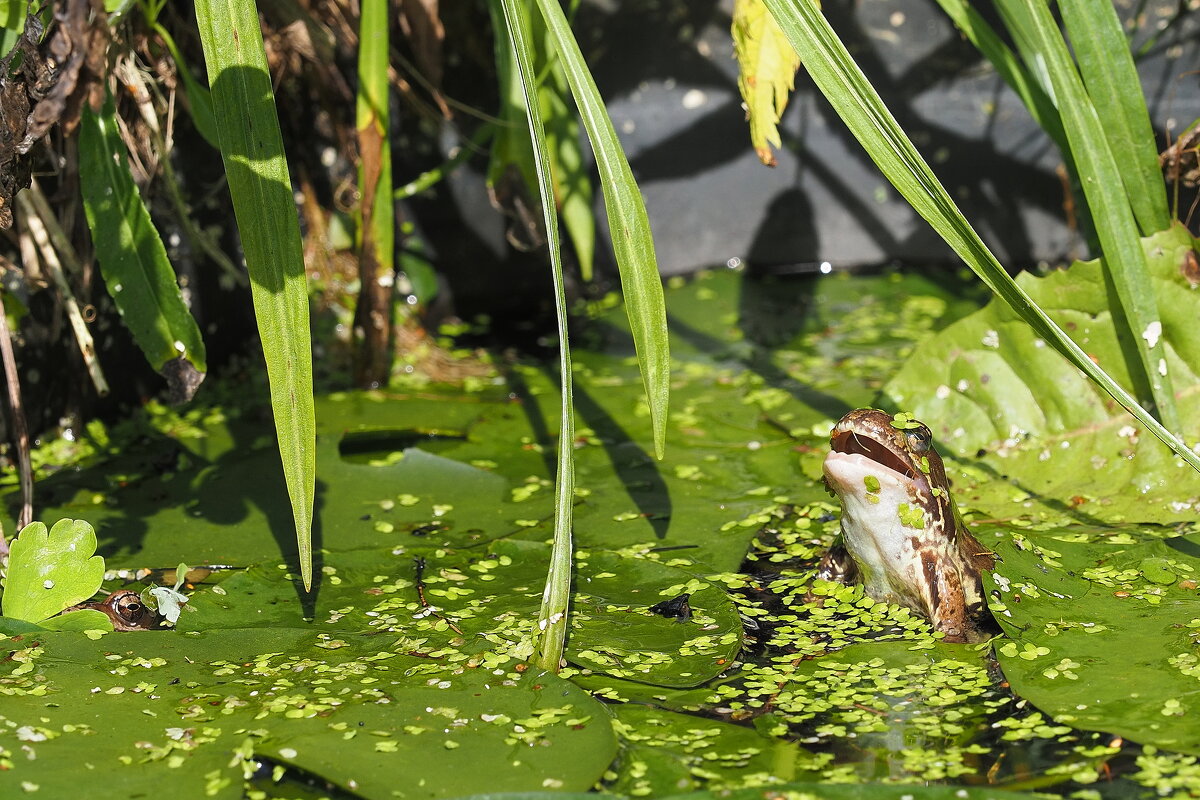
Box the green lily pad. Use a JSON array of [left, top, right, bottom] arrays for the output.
[[1, 520, 105, 623], [9, 401, 535, 570], [987, 530, 1200, 754], [884, 224, 1200, 524], [0, 625, 615, 799], [661, 783, 1040, 799], [182, 540, 742, 688], [261, 668, 614, 799], [604, 703, 820, 796]]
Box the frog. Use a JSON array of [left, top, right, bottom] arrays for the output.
[[818, 408, 995, 643]]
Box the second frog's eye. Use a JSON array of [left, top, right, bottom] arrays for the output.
[[906, 426, 932, 453]]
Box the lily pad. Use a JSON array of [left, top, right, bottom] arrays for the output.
[[260, 668, 615, 799], [884, 224, 1200, 524], [661, 784, 1040, 799], [604, 703, 820, 796], [0, 625, 615, 799], [39, 608, 113, 633], [1, 519, 105, 623], [182, 540, 742, 688], [987, 529, 1200, 754]]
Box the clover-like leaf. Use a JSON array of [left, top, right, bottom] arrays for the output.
[[2, 520, 105, 623]]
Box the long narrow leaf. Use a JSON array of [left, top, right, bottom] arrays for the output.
[[496, 0, 575, 673], [931, 0, 1064, 151], [1020, 0, 1178, 432], [760, 0, 1200, 473], [194, 0, 317, 588], [532, 0, 669, 460], [79, 94, 207, 385], [1059, 0, 1169, 236]]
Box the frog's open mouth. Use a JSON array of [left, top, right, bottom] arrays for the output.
[[830, 430, 918, 480]]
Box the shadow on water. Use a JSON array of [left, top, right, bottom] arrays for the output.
[[496, 361, 557, 479], [9, 408, 325, 615], [667, 309, 848, 423], [572, 382, 671, 540], [497, 355, 671, 540]]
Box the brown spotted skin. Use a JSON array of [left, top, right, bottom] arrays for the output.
[[820, 408, 995, 643]]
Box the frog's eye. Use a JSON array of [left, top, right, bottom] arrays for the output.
[[906, 427, 932, 453]]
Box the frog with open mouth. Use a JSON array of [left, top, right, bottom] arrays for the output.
[[818, 408, 996, 643]]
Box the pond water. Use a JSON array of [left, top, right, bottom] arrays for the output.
[[2, 266, 1198, 799]]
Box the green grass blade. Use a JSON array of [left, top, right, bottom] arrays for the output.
[[759, 0, 1200, 473], [151, 21, 220, 149], [541, 55, 596, 282], [496, 0, 575, 673], [1019, 0, 1177, 432], [78, 94, 207, 378], [931, 0, 1065, 151], [194, 0, 317, 589], [533, 0, 669, 460], [1058, 0, 1170, 236]]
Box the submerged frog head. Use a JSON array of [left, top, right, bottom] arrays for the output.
[[821, 409, 995, 643]]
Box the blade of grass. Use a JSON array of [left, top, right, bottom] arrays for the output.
[[496, 0, 575, 673], [759, 0, 1200, 472], [931, 0, 1065, 151], [194, 0, 317, 589], [1058, 0, 1169, 236], [1019, 0, 1177, 432], [150, 20, 220, 149], [532, 0, 669, 460]]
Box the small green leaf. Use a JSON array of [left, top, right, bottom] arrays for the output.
[[2, 520, 104, 623]]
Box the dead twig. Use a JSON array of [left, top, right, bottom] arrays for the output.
[[16, 191, 109, 396]]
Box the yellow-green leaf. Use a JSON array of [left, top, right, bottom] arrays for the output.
[[733, 0, 802, 167]]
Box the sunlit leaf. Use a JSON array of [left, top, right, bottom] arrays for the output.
[[1059, 0, 1169, 236], [1019, 0, 1177, 432], [534, 0, 670, 460], [193, 0, 317, 589], [987, 529, 1200, 754], [1, 520, 104, 623], [79, 94, 207, 394], [732, 0, 802, 167], [884, 224, 1200, 524], [495, 0, 576, 673]]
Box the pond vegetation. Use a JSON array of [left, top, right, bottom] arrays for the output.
[[0, 0, 1199, 798]]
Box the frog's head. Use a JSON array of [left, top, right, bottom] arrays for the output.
[[822, 408, 955, 538], [827, 409, 947, 489]]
